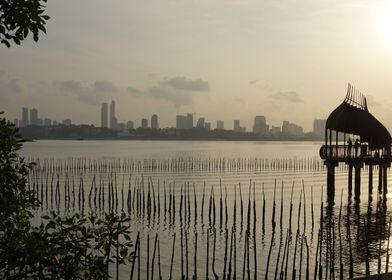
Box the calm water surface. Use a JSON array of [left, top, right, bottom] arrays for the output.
[[21, 140, 392, 279]]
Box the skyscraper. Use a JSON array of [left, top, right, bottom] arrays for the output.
[[186, 113, 193, 129], [234, 120, 240, 132], [313, 119, 326, 138], [110, 100, 116, 129], [216, 120, 224, 130], [127, 121, 134, 129], [151, 114, 159, 129], [21, 107, 28, 127], [176, 113, 193, 129], [176, 115, 186, 129], [196, 117, 205, 128], [30, 108, 38, 126], [141, 118, 148, 129], [101, 103, 108, 128], [253, 116, 269, 135]]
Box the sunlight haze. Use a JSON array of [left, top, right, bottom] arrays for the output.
[[2, 0, 392, 131]]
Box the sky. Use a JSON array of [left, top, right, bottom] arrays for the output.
[[2, 0, 392, 131]]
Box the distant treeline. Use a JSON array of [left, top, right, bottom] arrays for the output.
[[19, 125, 323, 141]]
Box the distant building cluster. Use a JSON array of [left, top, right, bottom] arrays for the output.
[[101, 101, 159, 135], [15, 101, 327, 139], [15, 107, 71, 128]]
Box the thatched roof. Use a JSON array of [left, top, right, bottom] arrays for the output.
[[326, 84, 391, 150]]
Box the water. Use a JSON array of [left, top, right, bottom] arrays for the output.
[[21, 140, 392, 279]]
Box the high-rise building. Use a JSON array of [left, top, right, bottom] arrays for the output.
[[176, 115, 186, 129], [270, 126, 281, 135], [141, 118, 148, 129], [205, 122, 211, 130], [151, 114, 159, 129], [253, 116, 269, 135], [282, 120, 303, 136], [234, 120, 240, 132], [30, 108, 38, 126], [21, 107, 28, 127], [196, 117, 205, 128], [216, 120, 224, 130], [176, 113, 193, 129], [110, 100, 116, 129], [62, 119, 72, 126], [186, 113, 193, 129], [13, 118, 18, 127], [53, 120, 58, 126], [101, 103, 108, 128], [44, 118, 52, 126], [127, 121, 134, 130], [313, 119, 326, 138]]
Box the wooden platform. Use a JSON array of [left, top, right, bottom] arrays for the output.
[[352, 272, 392, 279]]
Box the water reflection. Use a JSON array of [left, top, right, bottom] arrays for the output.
[[322, 191, 392, 278]]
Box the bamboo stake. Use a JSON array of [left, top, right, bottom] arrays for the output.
[[212, 229, 218, 280], [129, 233, 139, 280], [151, 234, 158, 280], [194, 232, 198, 280], [169, 233, 176, 280], [386, 216, 392, 272], [289, 182, 294, 234]]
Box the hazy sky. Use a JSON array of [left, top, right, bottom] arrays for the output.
[[2, 0, 392, 131]]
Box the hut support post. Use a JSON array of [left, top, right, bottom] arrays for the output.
[[326, 161, 337, 197], [383, 165, 388, 195], [379, 165, 383, 193], [348, 165, 353, 195], [368, 165, 373, 194], [354, 164, 362, 197]]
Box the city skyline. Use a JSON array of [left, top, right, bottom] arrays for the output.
[[3, 1, 392, 132], [15, 104, 327, 134]]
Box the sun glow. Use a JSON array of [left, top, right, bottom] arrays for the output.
[[378, 5, 392, 44]]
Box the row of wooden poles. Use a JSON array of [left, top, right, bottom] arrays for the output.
[[122, 187, 392, 279], [28, 167, 392, 279], [28, 169, 317, 234], [27, 157, 327, 174]]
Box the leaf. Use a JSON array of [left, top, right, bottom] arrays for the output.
[[1, 39, 11, 48]]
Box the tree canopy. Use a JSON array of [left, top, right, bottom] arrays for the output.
[[0, 0, 50, 47]]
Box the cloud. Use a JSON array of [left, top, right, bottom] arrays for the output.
[[249, 79, 259, 85], [0, 74, 25, 102], [160, 76, 210, 92], [55, 79, 118, 105], [128, 76, 210, 109], [127, 86, 144, 97], [233, 97, 245, 104], [269, 91, 304, 103], [94, 80, 118, 93], [366, 95, 380, 107]]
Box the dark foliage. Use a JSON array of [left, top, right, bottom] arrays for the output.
[[0, 0, 50, 47], [0, 113, 133, 279]]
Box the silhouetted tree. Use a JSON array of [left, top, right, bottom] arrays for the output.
[[0, 0, 49, 47]]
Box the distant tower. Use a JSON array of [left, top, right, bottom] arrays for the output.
[[186, 113, 193, 129], [216, 120, 224, 130], [110, 100, 116, 129], [151, 114, 159, 129], [127, 121, 134, 129], [30, 108, 38, 126], [253, 116, 269, 135], [234, 120, 240, 132], [101, 103, 108, 128], [21, 107, 28, 127], [196, 117, 205, 128], [141, 118, 148, 129]]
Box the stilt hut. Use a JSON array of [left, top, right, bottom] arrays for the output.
[[320, 84, 392, 197]]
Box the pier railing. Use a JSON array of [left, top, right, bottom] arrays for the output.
[[319, 144, 370, 160]]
